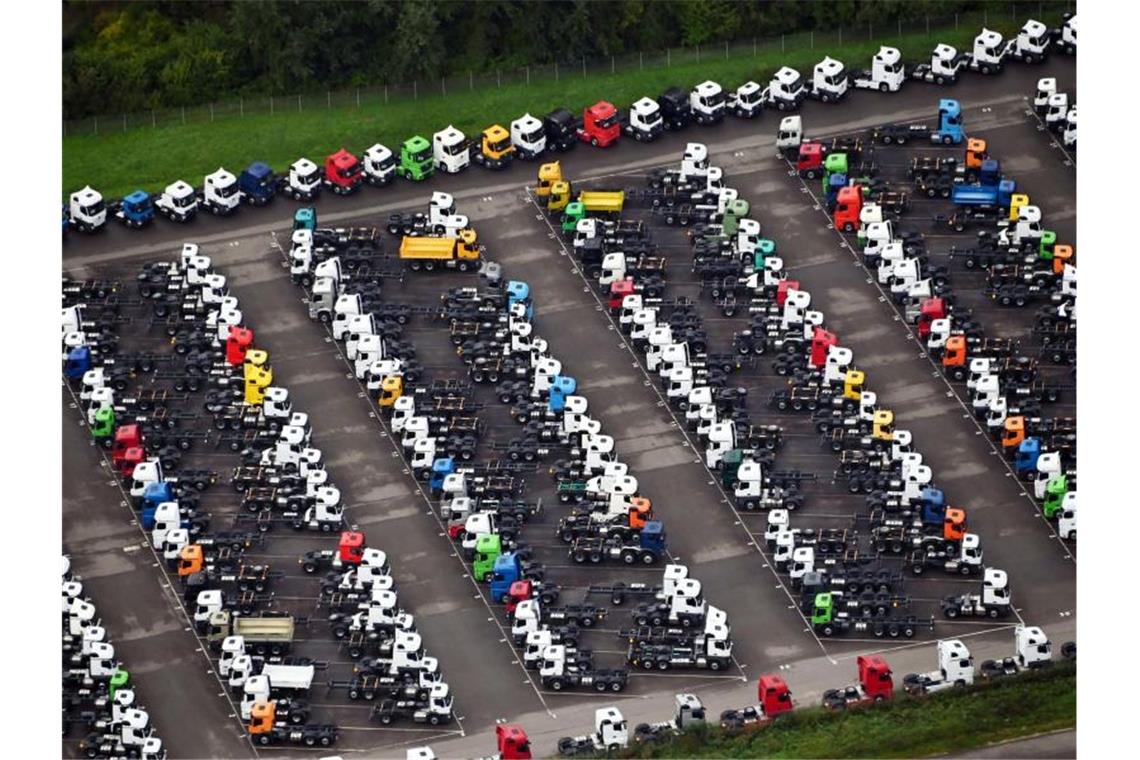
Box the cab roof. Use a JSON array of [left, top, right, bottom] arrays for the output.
[[483, 124, 509, 141], [245, 161, 272, 178], [434, 125, 465, 143], [328, 148, 357, 168], [124, 190, 151, 205], [587, 101, 616, 118], [404, 135, 430, 151]]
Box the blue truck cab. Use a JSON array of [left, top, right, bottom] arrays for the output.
[[1015, 438, 1042, 473], [117, 190, 156, 229], [64, 346, 92, 379], [507, 280, 534, 320], [548, 375, 577, 412], [430, 457, 456, 494], [825, 172, 848, 211], [920, 487, 946, 525], [140, 482, 176, 529], [490, 552, 523, 602], [640, 521, 667, 556], [239, 162, 278, 205], [932, 98, 964, 144]]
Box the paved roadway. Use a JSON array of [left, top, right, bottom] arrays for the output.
[[62, 55, 1076, 758]]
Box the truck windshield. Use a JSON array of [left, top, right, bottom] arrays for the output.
[[445, 141, 467, 156], [597, 114, 619, 129], [489, 137, 511, 152], [342, 162, 362, 177], [299, 169, 318, 183], [741, 91, 760, 104], [884, 62, 902, 73], [217, 182, 237, 198], [174, 193, 195, 208], [377, 155, 395, 170], [523, 129, 544, 143], [83, 201, 106, 215], [412, 149, 431, 163], [704, 92, 725, 107]]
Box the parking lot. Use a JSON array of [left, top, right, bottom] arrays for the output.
[[63, 54, 1076, 758]]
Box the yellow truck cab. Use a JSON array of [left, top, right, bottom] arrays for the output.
[[399, 230, 482, 272], [243, 349, 273, 405], [379, 376, 404, 407], [536, 161, 563, 198], [475, 125, 515, 169]]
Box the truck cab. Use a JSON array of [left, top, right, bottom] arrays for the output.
[[433, 125, 470, 174], [399, 136, 435, 181], [810, 57, 848, 102], [970, 28, 1009, 74], [1054, 13, 1076, 55], [765, 67, 806, 111], [578, 101, 620, 147], [115, 190, 155, 229], [918, 43, 966, 84], [69, 185, 107, 232], [690, 80, 725, 124], [363, 144, 396, 185], [544, 108, 577, 152], [154, 179, 199, 222], [626, 97, 665, 142], [1010, 19, 1049, 63], [657, 87, 691, 130], [728, 81, 763, 118], [855, 46, 904, 92], [324, 148, 363, 194], [238, 162, 277, 205], [287, 158, 321, 200], [511, 113, 547, 159], [203, 168, 242, 214], [496, 724, 532, 759], [475, 125, 515, 169]]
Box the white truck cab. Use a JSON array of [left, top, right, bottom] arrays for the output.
[[728, 81, 763, 118], [155, 180, 199, 222], [202, 168, 241, 214], [810, 56, 848, 102], [363, 143, 396, 186], [69, 186, 107, 232], [288, 157, 321, 200], [511, 113, 546, 158], [690, 80, 726, 124], [433, 125, 470, 174]]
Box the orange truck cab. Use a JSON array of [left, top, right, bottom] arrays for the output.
[[833, 185, 862, 232], [943, 507, 967, 540], [178, 544, 205, 578], [941, 335, 967, 372], [965, 138, 988, 169], [629, 497, 653, 530], [1051, 244, 1073, 274], [1002, 415, 1026, 452]]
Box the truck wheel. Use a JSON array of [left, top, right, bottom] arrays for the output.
[[822, 624, 834, 636], [550, 679, 564, 691], [591, 137, 599, 147], [935, 76, 945, 85], [380, 713, 393, 725], [942, 135, 953, 145], [429, 715, 441, 725], [879, 83, 889, 93], [709, 659, 721, 671], [881, 135, 894, 145], [257, 735, 271, 746]]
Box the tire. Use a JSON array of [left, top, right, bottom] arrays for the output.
[[591, 137, 599, 147], [945, 606, 959, 619], [879, 83, 889, 93], [935, 76, 945, 85]]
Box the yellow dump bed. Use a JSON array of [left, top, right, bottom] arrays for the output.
[[233, 617, 295, 641], [579, 190, 625, 214], [400, 236, 457, 260]]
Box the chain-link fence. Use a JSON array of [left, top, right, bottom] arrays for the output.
[[62, 2, 1071, 138]]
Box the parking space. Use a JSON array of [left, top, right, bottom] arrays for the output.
[[63, 54, 1077, 758]]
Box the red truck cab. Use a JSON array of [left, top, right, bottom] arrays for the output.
[[609, 278, 635, 312], [917, 298, 946, 340], [496, 724, 532, 759], [112, 424, 145, 477], [776, 279, 801, 307], [226, 326, 254, 366], [759, 674, 794, 717], [324, 148, 363, 194], [857, 654, 894, 701], [338, 531, 366, 564], [833, 185, 863, 232], [578, 101, 621, 147], [809, 327, 838, 368], [797, 142, 824, 178]]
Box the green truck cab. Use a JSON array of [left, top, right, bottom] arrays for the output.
[[473, 534, 503, 582], [398, 136, 434, 181]]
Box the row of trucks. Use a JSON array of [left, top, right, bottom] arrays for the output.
[[65, 14, 1075, 234], [64, 558, 167, 760], [1033, 77, 1077, 151]]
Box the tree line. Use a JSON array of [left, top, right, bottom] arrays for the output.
[[64, 0, 1015, 119]]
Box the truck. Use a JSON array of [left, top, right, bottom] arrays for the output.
[[902, 639, 974, 695], [248, 703, 337, 747], [851, 46, 904, 92], [154, 179, 199, 222], [397, 136, 435, 181], [623, 97, 666, 142], [632, 694, 706, 743], [1052, 13, 1077, 55], [472, 124, 516, 169], [557, 707, 628, 755], [282, 158, 321, 200], [238, 161, 278, 205], [69, 186, 107, 233], [433, 125, 470, 174], [870, 99, 964, 145], [568, 520, 665, 565], [940, 567, 1011, 619], [690, 80, 725, 124], [201, 167, 242, 215], [324, 148, 363, 194], [978, 625, 1053, 678], [544, 108, 578, 152], [511, 113, 547, 159], [808, 56, 848, 102], [577, 101, 621, 147], [658, 86, 692, 130], [1007, 19, 1050, 63], [542, 645, 628, 693], [114, 190, 156, 229], [966, 28, 1010, 75], [761, 66, 806, 111], [821, 655, 894, 709], [206, 611, 295, 655], [362, 144, 396, 186], [399, 232, 482, 272], [727, 81, 764, 118], [811, 593, 923, 638], [720, 674, 794, 728], [627, 636, 732, 672], [370, 682, 453, 725], [910, 44, 967, 85], [950, 179, 1017, 210]]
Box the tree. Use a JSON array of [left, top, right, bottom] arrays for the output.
[[390, 0, 443, 81]]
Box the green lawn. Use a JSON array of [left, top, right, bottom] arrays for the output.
[[62, 12, 1060, 200], [623, 663, 1076, 759]]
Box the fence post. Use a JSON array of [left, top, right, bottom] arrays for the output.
[[414, 81, 417, 100], [123, 114, 127, 132], [442, 77, 446, 96], [152, 109, 156, 128], [983, 9, 987, 25], [470, 71, 473, 90], [356, 88, 360, 108], [582, 56, 586, 78], [869, 22, 872, 40], [926, 15, 930, 35], [611, 55, 615, 74], [270, 96, 274, 115], [210, 103, 214, 122], [555, 62, 559, 81], [94, 116, 98, 135], [497, 70, 501, 88], [667, 48, 671, 67], [837, 28, 840, 45], [181, 107, 186, 124], [781, 34, 785, 52], [725, 40, 728, 58], [327, 91, 331, 108], [384, 85, 388, 104], [240, 97, 243, 117], [526, 66, 530, 85], [640, 51, 643, 70], [297, 94, 301, 111], [955, 13, 959, 30], [753, 37, 757, 56], [696, 44, 700, 62]]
